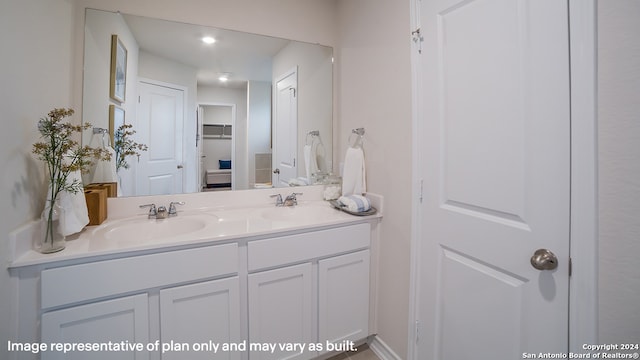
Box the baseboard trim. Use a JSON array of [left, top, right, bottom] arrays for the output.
[[369, 335, 403, 360]]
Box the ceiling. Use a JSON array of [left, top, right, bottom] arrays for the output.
[[123, 14, 291, 88]]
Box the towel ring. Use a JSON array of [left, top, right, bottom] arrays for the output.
[[348, 128, 365, 148], [306, 130, 320, 145]]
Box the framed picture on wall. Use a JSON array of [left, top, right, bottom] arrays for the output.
[[109, 34, 127, 103], [108, 104, 125, 146]]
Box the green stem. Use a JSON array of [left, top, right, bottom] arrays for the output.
[[45, 182, 57, 246]]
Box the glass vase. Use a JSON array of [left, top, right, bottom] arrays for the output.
[[38, 201, 66, 253]]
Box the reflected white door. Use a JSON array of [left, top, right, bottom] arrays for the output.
[[416, 0, 571, 359], [137, 80, 185, 195], [273, 68, 298, 187]]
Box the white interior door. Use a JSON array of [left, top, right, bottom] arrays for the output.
[[273, 68, 298, 187], [137, 80, 185, 196], [416, 0, 571, 359]]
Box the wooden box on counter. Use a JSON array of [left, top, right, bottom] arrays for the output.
[[85, 182, 117, 198], [84, 188, 107, 225]]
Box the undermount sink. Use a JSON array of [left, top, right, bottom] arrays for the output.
[[92, 213, 218, 243], [260, 204, 340, 223]]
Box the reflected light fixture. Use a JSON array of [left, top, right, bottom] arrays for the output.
[[202, 36, 216, 44]]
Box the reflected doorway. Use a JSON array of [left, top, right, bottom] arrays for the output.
[[198, 104, 236, 191]]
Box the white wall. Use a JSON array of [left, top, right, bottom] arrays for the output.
[[0, 0, 77, 357], [247, 81, 272, 186], [597, 0, 640, 344], [82, 9, 139, 149], [82, 9, 141, 195], [336, 0, 413, 358], [273, 42, 334, 176]]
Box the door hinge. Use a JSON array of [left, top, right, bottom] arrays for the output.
[[419, 179, 424, 203], [569, 257, 572, 277], [415, 320, 420, 343], [412, 28, 423, 54]]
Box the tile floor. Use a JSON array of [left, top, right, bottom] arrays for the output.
[[328, 344, 381, 360]]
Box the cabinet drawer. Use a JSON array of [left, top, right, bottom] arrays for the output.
[[41, 243, 238, 309], [248, 223, 370, 271]]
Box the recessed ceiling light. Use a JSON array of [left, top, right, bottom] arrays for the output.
[[202, 36, 216, 44], [218, 75, 229, 82]]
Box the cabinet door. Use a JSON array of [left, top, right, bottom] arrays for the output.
[[318, 250, 370, 346], [41, 293, 149, 360], [248, 263, 313, 360], [160, 277, 241, 360]]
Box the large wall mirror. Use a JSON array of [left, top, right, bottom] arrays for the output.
[[82, 9, 333, 197]]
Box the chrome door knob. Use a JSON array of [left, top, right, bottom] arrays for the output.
[[530, 249, 559, 271]]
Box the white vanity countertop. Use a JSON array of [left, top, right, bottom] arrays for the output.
[[9, 186, 382, 268]]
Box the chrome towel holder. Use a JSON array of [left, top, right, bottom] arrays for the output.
[[348, 127, 365, 148]]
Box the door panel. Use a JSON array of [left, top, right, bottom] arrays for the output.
[[160, 278, 241, 360], [248, 263, 313, 360], [137, 81, 185, 195], [41, 294, 149, 360], [417, 0, 571, 358], [273, 69, 298, 187], [318, 250, 370, 346]]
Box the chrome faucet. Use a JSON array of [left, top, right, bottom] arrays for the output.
[[168, 201, 185, 216], [139, 204, 157, 219], [140, 201, 185, 219], [284, 192, 303, 207], [270, 194, 284, 207]]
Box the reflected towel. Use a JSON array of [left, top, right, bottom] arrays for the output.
[[288, 177, 309, 187], [304, 140, 327, 180], [44, 170, 89, 236], [314, 141, 327, 173], [91, 145, 118, 184], [304, 144, 315, 180], [341, 146, 366, 196]]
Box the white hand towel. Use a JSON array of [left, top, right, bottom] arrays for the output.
[[303, 144, 313, 180], [313, 141, 326, 173], [58, 170, 89, 236], [43, 169, 89, 236], [91, 145, 118, 184], [341, 146, 366, 196]]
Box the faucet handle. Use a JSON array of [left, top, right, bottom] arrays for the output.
[[139, 203, 157, 218], [287, 192, 303, 200], [168, 201, 185, 216], [285, 192, 303, 206], [270, 194, 284, 206]]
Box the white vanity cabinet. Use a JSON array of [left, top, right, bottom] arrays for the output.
[[246, 223, 371, 360], [38, 243, 239, 360], [13, 220, 374, 360]]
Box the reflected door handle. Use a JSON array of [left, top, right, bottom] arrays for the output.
[[177, 165, 184, 169], [273, 168, 280, 174], [530, 249, 558, 271]]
